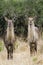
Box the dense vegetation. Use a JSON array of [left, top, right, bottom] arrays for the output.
[[0, 0, 43, 38]]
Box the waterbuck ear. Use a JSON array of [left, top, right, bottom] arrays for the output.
[[4, 17, 8, 22]]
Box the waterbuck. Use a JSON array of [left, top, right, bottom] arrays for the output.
[[4, 17, 15, 59], [28, 17, 39, 55]]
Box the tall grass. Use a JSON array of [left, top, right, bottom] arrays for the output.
[[0, 41, 4, 52]]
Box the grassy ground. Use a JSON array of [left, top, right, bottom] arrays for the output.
[[0, 37, 43, 65]]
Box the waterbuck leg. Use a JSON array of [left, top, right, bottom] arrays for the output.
[[7, 51, 9, 59], [10, 53, 13, 59], [10, 45, 13, 59]]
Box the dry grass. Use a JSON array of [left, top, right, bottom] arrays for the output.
[[0, 38, 43, 65]]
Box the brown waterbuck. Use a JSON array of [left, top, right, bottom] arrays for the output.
[[4, 17, 15, 59], [28, 17, 39, 55]]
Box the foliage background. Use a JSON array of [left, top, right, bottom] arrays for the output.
[[0, 0, 43, 38]]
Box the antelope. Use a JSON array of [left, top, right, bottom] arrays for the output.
[[28, 17, 39, 55], [4, 17, 15, 59]]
